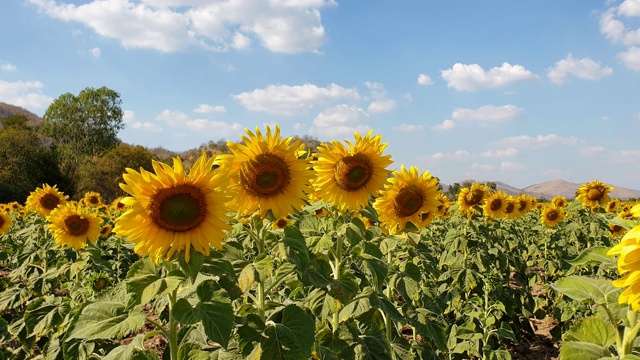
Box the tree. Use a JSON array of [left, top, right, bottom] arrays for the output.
[[0, 114, 31, 130], [74, 144, 157, 202], [0, 126, 63, 203], [447, 182, 461, 200], [39, 87, 125, 191]]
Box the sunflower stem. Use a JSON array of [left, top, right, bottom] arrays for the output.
[[256, 220, 266, 321], [385, 248, 395, 358], [168, 287, 179, 360], [332, 233, 343, 333], [621, 308, 640, 356]]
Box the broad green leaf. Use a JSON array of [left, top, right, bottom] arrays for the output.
[[564, 317, 616, 348], [178, 250, 205, 283], [0, 285, 30, 311], [67, 301, 145, 340], [253, 254, 274, 281], [172, 291, 234, 349], [354, 335, 391, 360], [238, 264, 256, 292], [328, 271, 359, 304], [559, 341, 611, 360], [24, 296, 69, 338], [261, 305, 315, 360], [103, 333, 146, 360], [551, 276, 621, 304], [565, 247, 616, 268], [487, 349, 511, 360]]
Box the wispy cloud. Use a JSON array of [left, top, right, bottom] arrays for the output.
[[0, 79, 53, 111], [123, 110, 162, 132], [491, 134, 581, 148], [156, 109, 242, 136], [0, 61, 17, 71], [579, 146, 606, 155], [481, 148, 518, 158], [310, 104, 370, 137], [365, 82, 396, 114], [193, 104, 227, 114], [441, 62, 537, 91], [432, 119, 456, 130], [428, 150, 472, 161], [618, 47, 640, 71], [394, 123, 424, 132], [547, 54, 613, 84], [452, 104, 522, 124]]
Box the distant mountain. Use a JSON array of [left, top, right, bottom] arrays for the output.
[[442, 179, 640, 200], [0, 102, 42, 128]]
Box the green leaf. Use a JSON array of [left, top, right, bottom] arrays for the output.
[[238, 264, 256, 292], [496, 322, 517, 342], [178, 250, 205, 283], [551, 276, 621, 305], [253, 254, 274, 282], [67, 301, 145, 340], [261, 305, 315, 360], [283, 227, 310, 271], [24, 296, 69, 338], [565, 247, 616, 268], [328, 271, 360, 304], [559, 341, 611, 360], [564, 317, 616, 348], [103, 333, 147, 360], [172, 290, 234, 349]]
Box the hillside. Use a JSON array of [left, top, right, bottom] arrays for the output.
[[0, 102, 42, 128]]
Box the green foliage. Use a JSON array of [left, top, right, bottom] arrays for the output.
[[75, 143, 156, 201], [0, 126, 63, 202]]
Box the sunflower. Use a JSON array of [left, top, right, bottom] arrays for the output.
[[0, 211, 12, 234], [272, 217, 291, 230], [83, 191, 103, 207], [114, 153, 232, 263], [576, 179, 614, 208], [540, 204, 566, 227], [515, 194, 535, 216], [111, 196, 128, 212], [609, 223, 626, 237], [373, 165, 441, 234], [100, 224, 113, 238], [46, 203, 101, 249], [608, 224, 640, 310], [551, 196, 569, 208], [26, 184, 68, 216], [503, 196, 519, 219], [311, 130, 393, 211], [457, 182, 489, 215], [217, 126, 313, 219], [483, 191, 507, 219], [8, 202, 22, 212], [607, 199, 621, 213], [435, 193, 451, 217]]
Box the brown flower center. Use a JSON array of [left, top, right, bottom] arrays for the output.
[[465, 189, 484, 206], [517, 200, 527, 212], [40, 194, 60, 210], [150, 184, 207, 232], [241, 153, 290, 197], [489, 198, 502, 211], [587, 187, 605, 201], [505, 202, 515, 214], [89, 196, 100, 205], [64, 215, 90, 236], [546, 210, 559, 221], [334, 153, 373, 191], [275, 218, 289, 228], [0, 216, 5, 228], [611, 224, 623, 233], [393, 185, 424, 217]]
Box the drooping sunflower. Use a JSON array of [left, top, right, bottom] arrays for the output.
[[83, 191, 103, 208], [26, 184, 68, 216], [457, 182, 489, 215], [609, 223, 626, 237], [540, 204, 566, 227], [483, 191, 507, 219], [114, 153, 232, 263], [217, 126, 313, 219], [311, 130, 393, 211], [435, 193, 451, 218], [373, 165, 441, 234], [576, 179, 615, 208], [46, 203, 101, 249], [608, 223, 640, 310], [0, 211, 13, 234]]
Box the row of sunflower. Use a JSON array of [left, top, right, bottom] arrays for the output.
[[0, 125, 639, 359]]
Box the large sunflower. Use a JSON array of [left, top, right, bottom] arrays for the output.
[[47, 203, 101, 249], [576, 179, 615, 208], [0, 211, 12, 234], [540, 204, 566, 227], [26, 184, 68, 216], [311, 130, 393, 211], [217, 126, 313, 219], [608, 214, 640, 310], [483, 191, 507, 219], [373, 165, 441, 234], [457, 182, 489, 215], [114, 153, 232, 263]]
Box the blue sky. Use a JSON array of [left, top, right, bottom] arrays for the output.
[[1, 0, 640, 190]]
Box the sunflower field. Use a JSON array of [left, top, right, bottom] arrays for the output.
[[0, 126, 639, 360]]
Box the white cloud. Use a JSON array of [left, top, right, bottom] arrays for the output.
[[123, 110, 163, 132], [310, 104, 370, 137], [233, 83, 359, 116], [367, 99, 397, 114], [600, 5, 640, 46], [417, 73, 433, 85], [633, 112, 640, 121], [156, 109, 242, 135], [614, 149, 640, 163], [428, 150, 471, 161], [466, 163, 497, 173], [395, 123, 424, 132], [481, 148, 518, 158], [451, 104, 522, 124], [500, 161, 526, 171], [432, 119, 456, 130], [618, 47, 640, 71], [579, 146, 606, 155], [404, 93, 413, 102], [89, 47, 101, 58], [0, 61, 17, 71], [0, 79, 53, 111], [547, 54, 613, 84], [441, 62, 537, 91], [293, 122, 302, 130], [491, 134, 581, 148], [28, 0, 334, 54], [193, 104, 227, 114]]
